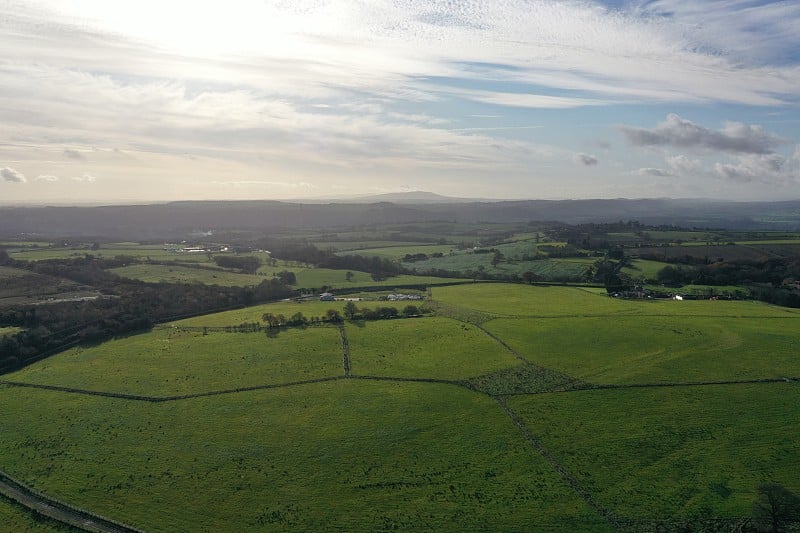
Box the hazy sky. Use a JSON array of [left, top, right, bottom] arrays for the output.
[[1, 0, 799, 204]]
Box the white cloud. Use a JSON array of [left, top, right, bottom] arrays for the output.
[[72, 174, 97, 182], [620, 114, 786, 155], [35, 174, 59, 182], [713, 154, 797, 184], [1, 167, 26, 182], [63, 148, 83, 159]]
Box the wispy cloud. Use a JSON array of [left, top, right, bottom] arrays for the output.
[[36, 174, 59, 182], [575, 153, 598, 166]]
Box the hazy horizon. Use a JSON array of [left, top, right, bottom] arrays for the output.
[[1, 1, 799, 204]]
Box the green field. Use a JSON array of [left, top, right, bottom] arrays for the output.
[[2, 282, 799, 529], [432, 283, 800, 318], [9, 327, 342, 396], [346, 317, 519, 379], [0, 383, 609, 531], [508, 384, 800, 520], [484, 315, 800, 384], [336, 244, 457, 259], [0, 326, 22, 337], [112, 263, 265, 286]]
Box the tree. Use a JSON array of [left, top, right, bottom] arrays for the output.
[[261, 312, 279, 328], [288, 311, 307, 326], [325, 309, 342, 322], [402, 305, 419, 317], [343, 301, 358, 320], [345, 271, 354, 282], [522, 271, 540, 284], [752, 482, 800, 532], [491, 250, 503, 267]]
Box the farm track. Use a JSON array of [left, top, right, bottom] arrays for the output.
[[0, 470, 143, 533]]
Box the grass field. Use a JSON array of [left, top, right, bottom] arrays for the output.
[[432, 283, 800, 318], [8, 327, 343, 396], [508, 384, 800, 520], [336, 244, 457, 259], [111, 263, 265, 286], [0, 326, 23, 337], [2, 281, 800, 529], [346, 317, 520, 379], [484, 315, 800, 384], [0, 382, 609, 531]]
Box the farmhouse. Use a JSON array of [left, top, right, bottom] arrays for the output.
[[319, 292, 335, 301]]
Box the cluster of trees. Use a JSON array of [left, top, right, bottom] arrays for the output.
[[342, 301, 421, 320]]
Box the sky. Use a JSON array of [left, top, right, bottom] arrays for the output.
[[1, 0, 799, 204]]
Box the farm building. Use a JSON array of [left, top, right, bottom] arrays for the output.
[[319, 292, 335, 301]]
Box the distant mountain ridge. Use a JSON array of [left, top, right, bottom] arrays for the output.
[[1, 196, 799, 238]]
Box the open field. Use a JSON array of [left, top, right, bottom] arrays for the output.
[[111, 263, 265, 286], [2, 281, 799, 529], [406, 252, 593, 280], [432, 283, 800, 318], [484, 315, 800, 384], [0, 382, 609, 531], [8, 327, 342, 396], [336, 244, 457, 259], [508, 384, 800, 520], [346, 317, 520, 379], [0, 326, 23, 337], [9, 245, 214, 263]]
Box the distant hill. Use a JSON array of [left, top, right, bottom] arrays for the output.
[[338, 191, 486, 204], [1, 198, 799, 238]]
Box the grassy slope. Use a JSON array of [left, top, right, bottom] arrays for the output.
[[508, 384, 800, 520], [432, 283, 800, 318], [484, 315, 800, 384], [8, 328, 343, 396], [0, 382, 609, 532], [346, 317, 520, 379]]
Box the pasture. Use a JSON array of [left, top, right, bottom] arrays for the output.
[[9, 327, 342, 396], [0, 382, 609, 531], [1, 282, 799, 529], [508, 384, 800, 519], [346, 317, 520, 379]]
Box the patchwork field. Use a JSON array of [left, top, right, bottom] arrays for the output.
[[1, 282, 799, 530], [0, 496, 68, 532]]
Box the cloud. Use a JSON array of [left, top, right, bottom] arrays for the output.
[[713, 154, 796, 184], [72, 174, 97, 182], [35, 174, 60, 182], [1, 167, 26, 182], [63, 148, 83, 159], [575, 153, 598, 166], [619, 114, 786, 155], [665, 155, 704, 176], [637, 167, 672, 177]]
